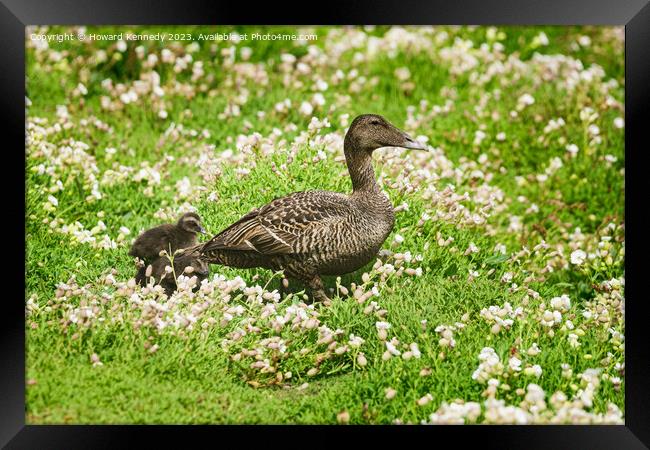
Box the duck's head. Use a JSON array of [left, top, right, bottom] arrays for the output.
[[178, 212, 206, 234], [345, 114, 428, 154]]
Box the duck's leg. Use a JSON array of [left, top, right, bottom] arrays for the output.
[[307, 274, 331, 305], [284, 266, 331, 304], [135, 266, 147, 287]]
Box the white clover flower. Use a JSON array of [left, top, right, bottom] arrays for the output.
[[47, 195, 59, 207], [613, 117, 624, 129], [348, 334, 365, 348], [385, 340, 401, 356], [527, 343, 541, 356], [376, 321, 391, 340], [426, 401, 481, 424], [578, 35, 591, 47], [588, 124, 600, 136], [299, 101, 314, 116], [570, 250, 587, 265], [568, 333, 581, 348], [394, 67, 411, 81], [517, 93, 535, 107], [315, 80, 329, 91], [312, 93, 326, 106], [473, 130, 487, 146], [357, 353, 367, 367], [540, 310, 562, 327], [509, 356, 522, 372], [524, 365, 542, 378], [550, 294, 571, 312], [240, 46, 252, 60], [494, 244, 507, 255], [472, 347, 503, 383], [90, 353, 103, 367], [417, 393, 433, 406], [465, 242, 479, 255], [566, 144, 579, 156]]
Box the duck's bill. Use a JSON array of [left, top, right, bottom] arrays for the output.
[[401, 132, 429, 151]]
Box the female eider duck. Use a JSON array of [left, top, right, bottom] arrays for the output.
[[199, 114, 428, 302]]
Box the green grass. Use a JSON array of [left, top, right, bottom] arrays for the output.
[[26, 25, 624, 424]]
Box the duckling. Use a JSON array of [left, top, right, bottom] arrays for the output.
[[129, 212, 206, 264], [136, 248, 210, 296], [199, 114, 428, 302]]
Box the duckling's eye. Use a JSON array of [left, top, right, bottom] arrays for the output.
[[370, 120, 380, 125]]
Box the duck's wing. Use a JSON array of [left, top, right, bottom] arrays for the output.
[[200, 192, 349, 256]]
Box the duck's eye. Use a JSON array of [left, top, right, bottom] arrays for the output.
[[370, 120, 380, 125]]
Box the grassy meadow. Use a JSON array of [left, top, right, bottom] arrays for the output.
[[25, 25, 625, 424]]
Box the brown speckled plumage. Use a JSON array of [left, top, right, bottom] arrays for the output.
[[200, 114, 428, 301], [129, 212, 205, 264]]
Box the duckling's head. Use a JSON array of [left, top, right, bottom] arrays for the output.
[[177, 212, 206, 234], [345, 114, 428, 154]]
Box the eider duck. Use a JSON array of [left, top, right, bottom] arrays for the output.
[[199, 114, 428, 302], [136, 248, 210, 296], [129, 212, 206, 264]]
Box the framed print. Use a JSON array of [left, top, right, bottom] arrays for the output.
[[3, 0, 649, 447]]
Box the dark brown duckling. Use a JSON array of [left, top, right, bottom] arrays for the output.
[[199, 114, 429, 302], [129, 212, 206, 264], [136, 248, 210, 296]]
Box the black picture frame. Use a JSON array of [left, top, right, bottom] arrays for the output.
[[4, 0, 649, 448]]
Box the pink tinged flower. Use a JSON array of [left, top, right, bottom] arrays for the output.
[[509, 356, 522, 372], [417, 394, 433, 406], [299, 101, 314, 116], [385, 341, 401, 356], [517, 93, 535, 107], [336, 410, 350, 424], [550, 295, 571, 311], [578, 35, 591, 46], [357, 353, 368, 367]]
